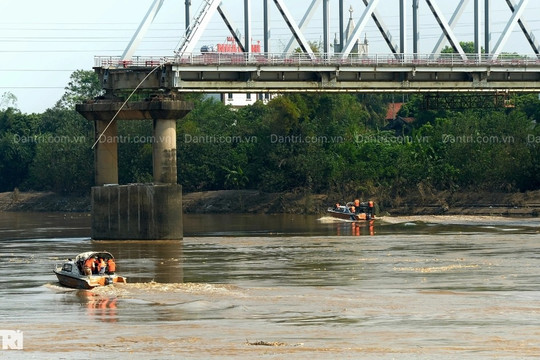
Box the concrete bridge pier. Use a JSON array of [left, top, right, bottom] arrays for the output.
[[76, 99, 192, 240], [153, 118, 177, 184], [94, 120, 119, 186]]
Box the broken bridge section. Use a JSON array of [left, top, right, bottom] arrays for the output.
[[76, 98, 193, 240]]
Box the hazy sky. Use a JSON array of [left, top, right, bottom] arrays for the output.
[[1, 0, 539, 114]]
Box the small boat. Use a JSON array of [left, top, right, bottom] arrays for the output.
[[327, 201, 375, 221], [53, 251, 127, 289]]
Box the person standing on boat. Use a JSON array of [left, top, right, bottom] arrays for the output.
[[368, 201, 374, 217], [107, 258, 116, 275], [354, 199, 361, 214]]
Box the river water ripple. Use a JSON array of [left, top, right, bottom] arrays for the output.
[[1, 213, 539, 359]]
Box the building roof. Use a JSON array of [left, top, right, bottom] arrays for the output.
[[345, 6, 356, 41], [385, 102, 404, 120]]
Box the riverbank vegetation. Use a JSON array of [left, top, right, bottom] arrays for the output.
[[1, 70, 539, 209]]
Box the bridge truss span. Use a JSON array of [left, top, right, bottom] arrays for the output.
[[95, 52, 540, 94]]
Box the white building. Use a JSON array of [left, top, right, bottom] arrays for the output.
[[222, 92, 277, 107], [214, 36, 278, 107]]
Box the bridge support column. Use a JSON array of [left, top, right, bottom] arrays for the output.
[[94, 120, 119, 186], [76, 99, 192, 240], [153, 119, 177, 184]]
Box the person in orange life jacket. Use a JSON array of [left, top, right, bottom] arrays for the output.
[[354, 199, 361, 214], [84, 257, 96, 276], [368, 200, 374, 217], [107, 258, 116, 275], [97, 257, 107, 275]]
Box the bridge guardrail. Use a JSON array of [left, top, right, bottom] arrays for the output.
[[95, 53, 540, 69]]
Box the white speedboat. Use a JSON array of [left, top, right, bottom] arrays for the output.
[[53, 251, 126, 289], [327, 200, 375, 221]]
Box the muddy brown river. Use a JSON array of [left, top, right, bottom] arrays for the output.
[[1, 212, 539, 359]]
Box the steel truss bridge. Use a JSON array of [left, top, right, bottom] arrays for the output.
[[78, 0, 540, 241], [94, 0, 540, 95]]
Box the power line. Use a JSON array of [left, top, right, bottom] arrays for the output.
[[0, 69, 76, 72], [0, 86, 66, 89]]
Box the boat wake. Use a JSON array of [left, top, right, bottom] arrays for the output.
[[90, 281, 246, 298], [317, 216, 356, 223], [43, 282, 78, 292], [379, 215, 540, 227]]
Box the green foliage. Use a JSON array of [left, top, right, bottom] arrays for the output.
[[223, 165, 248, 189], [441, 41, 482, 54], [172, 92, 540, 195], [513, 93, 540, 121], [0, 92, 18, 110], [1, 67, 539, 196], [55, 70, 103, 109], [0, 108, 39, 191], [117, 120, 153, 184], [25, 109, 94, 194], [395, 94, 539, 192], [177, 97, 254, 191], [294, 41, 322, 54], [0, 70, 99, 194]]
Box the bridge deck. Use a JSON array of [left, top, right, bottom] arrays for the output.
[[94, 53, 540, 93]]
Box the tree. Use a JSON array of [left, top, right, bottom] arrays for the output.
[[441, 41, 482, 54], [177, 97, 253, 191], [513, 93, 540, 121], [0, 92, 18, 110], [19, 70, 102, 193], [223, 165, 248, 189], [0, 109, 39, 191], [117, 120, 153, 184], [25, 108, 94, 194], [55, 70, 103, 109], [294, 40, 322, 54]]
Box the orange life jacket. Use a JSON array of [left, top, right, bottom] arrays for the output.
[[97, 259, 106, 271], [107, 259, 116, 272], [84, 258, 95, 268]]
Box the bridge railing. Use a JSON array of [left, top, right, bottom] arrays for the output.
[[95, 53, 540, 68]]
